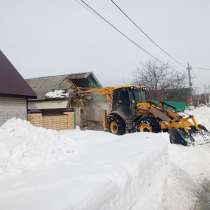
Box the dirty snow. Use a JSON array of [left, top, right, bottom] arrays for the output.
[[0, 106, 210, 210]]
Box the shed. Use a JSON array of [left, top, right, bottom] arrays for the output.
[[26, 72, 102, 130]]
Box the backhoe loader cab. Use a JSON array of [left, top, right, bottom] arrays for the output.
[[111, 86, 148, 120]]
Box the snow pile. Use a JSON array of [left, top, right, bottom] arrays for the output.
[[64, 133, 169, 210], [164, 145, 202, 210], [166, 143, 210, 210], [184, 106, 210, 181], [164, 105, 210, 210], [0, 119, 76, 178], [45, 89, 68, 98], [1, 106, 210, 210], [0, 121, 169, 210]]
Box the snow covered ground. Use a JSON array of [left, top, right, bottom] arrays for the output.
[[0, 106, 210, 210]]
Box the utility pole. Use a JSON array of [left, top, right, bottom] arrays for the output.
[[187, 63, 192, 88], [187, 63, 193, 105]]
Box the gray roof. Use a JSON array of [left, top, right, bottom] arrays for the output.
[[67, 72, 92, 79], [26, 72, 101, 100]]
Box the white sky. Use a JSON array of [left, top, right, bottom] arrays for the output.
[[1, 0, 210, 90]]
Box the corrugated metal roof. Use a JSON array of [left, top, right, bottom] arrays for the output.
[[26, 72, 101, 100], [0, 50, 36, 98]]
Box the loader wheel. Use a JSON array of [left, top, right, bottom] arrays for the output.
[[109, 116, 125, 135], [136, 117, 160, 133]]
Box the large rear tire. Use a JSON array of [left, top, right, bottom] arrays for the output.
[[109, 116, 126, 135]]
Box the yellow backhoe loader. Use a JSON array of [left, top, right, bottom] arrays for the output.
[[76, 85, 210, 146]]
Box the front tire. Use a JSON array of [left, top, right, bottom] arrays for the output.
[[136, 116, 161, 133]]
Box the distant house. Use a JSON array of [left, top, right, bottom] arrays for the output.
[[0, 50, 36, 125], [192, 93, 210, 106], [151, 88, 193, 105], [26, 72, 102, 130]]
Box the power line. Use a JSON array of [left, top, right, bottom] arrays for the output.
[[109, 0, 186, 68], [76, 0, 162, 63]]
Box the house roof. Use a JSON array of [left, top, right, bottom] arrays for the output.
[[26, 72, 102, 100], [0, 50, 36, 98]]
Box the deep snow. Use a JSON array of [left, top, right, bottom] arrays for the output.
[[0, 106, 210, 210], [0, 119, 76, 178]]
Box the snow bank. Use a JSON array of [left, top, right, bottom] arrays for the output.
[[1, 106, 210, 210], [170, 104, 210, 184], [0, 119, 76, 178], [61, 133, 169, 210], [164, 106, 210, 210], [0, 119, 169, 210]]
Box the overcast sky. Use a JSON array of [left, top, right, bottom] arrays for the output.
[[1, 0, 210, 90]]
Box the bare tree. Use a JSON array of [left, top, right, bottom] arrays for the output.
[[134, 60, 186, 90]]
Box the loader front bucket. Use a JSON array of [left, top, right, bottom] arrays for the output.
[[169, 129, 190, 146], [169, 125, 210, 146], [189, 125, 210, 145]]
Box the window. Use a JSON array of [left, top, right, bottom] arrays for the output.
[[119, 89, 129, 103], [132, 88, 147, 102]]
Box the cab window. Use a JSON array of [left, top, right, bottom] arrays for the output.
[[132, 88, 147, 102]]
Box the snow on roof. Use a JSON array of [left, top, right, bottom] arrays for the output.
[[26, 72, 101, 100], [45, 89, 69, 99]]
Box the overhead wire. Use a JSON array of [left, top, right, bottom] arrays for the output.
[[109, 0, 186, 69], [76, 0, 162, 63], [76, 0, 210, 88]]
